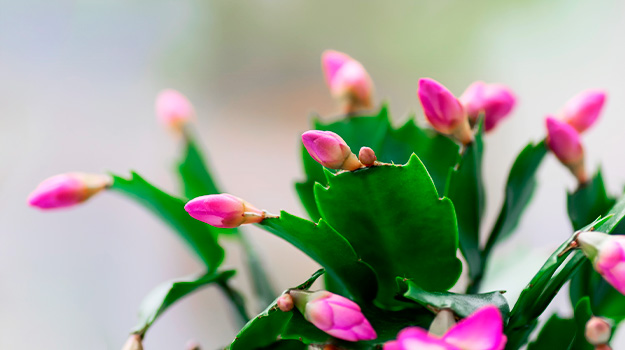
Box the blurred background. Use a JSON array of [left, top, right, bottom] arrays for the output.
[[2, 0, 625, 348]]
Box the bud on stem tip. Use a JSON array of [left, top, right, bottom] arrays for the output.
[[185, 194, 272, 228]]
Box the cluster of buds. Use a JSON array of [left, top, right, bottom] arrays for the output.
[[384, 305, 506, 350], [545, 90, 607, 184], [322, 50, 374, 114], [418, 78, 516, 144], [184, 194, 270, 228], [27, 173, 111, 210], [576, 231, 625, 295]]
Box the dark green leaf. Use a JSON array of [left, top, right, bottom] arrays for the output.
[[314, 154, 462, 306], [570, 297, 594, 350], [567, 170, 615, 231], [177, 132, 220, 199], [526, 315, 575, 350], [399, 279, 509, 322], [259, 212, 377, 302], [110, 172, 224, 270], [132, 270, 235, 335], [445, 123, 485, 282]]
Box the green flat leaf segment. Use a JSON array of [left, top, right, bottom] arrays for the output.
[[110, 172, 224, 271], [177, 133, 220, 199], [259, 212, 377, 302], [399, 279, 510, 322], [133, 270, 235, 335], [567, 170, 615, 231], [314, 154, 462, 306]]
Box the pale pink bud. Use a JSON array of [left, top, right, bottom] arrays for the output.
[[585, 317, 612, 345], [418, 78, 472, 144], [184, 194, 265, 228], [546, 117, 587, 183], [358, 147, 377, 166], [155, 89, 195, 129], [290, 290, 376, 342], [577, 231, 625, 296], [28, 173, 111, 210], [277, 293, 294, 312], [561, 90, 606, 133], [302, 130, 362, 171], [460, 81, 517, 132], [122, 334, 143, 350], [322, 50, 373, 113], [384, 305, 506, 350]]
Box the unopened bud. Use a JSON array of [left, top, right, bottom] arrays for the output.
[[322, 50, 374, 114], [418, 78, 472, 144], [585, 317, 612, 345], [460, 81, 516, 132], [155, 89, 195, 130], [302, 130, 362, 171], [277, 293, 294, 312], [28, 173, 111, 210], [358, 147, 377, 166], [122, 334, 143, 350], [545, 117, 587, 183], [561, 89, 606, 133], [577, 231, 625, 295], [184, 194, 266, 228]]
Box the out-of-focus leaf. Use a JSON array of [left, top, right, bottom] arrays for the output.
[[177, 133, 220, 199], [314, 154, 462, 306], [445, 123, 485, 282], [570, 297, 594, 350], [110, 172, 224, 270], [399, 279, 509, 322], [132, 270, 235, 335], [567, 170, 615, 231], [526, 315, 575, 350], [259, 212, 377, 302]]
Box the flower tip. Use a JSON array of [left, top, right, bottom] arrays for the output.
[[417, 78, 467, 138], [155, 89, 194, 129], [185, 194, 265, 228], [562, 89, 607, 133], [28, 173, 110, 210], [301, 130, 361, 170], [321, 50, 352, 83]]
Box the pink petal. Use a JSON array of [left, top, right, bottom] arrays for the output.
[[442, 306, 506, 350]]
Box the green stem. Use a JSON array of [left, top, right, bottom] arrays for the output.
[[238, 230, 277, 307], [217, 278, 250, 328]]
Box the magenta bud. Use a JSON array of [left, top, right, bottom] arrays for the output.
[[302, 130, 362, 170], [358, 147, 377, 166], [322, 50, 374, 113], [578, 231, 625, 296], [460, 81, 517, 132], [184, 194, 265, 228], [290, 290, 377, 342], [546, 117, 586, 183], [122, 334, 143, 350], [561, 89, 607, 133], [27, 173, 111, 210], [277, 293, 294, 312], [155, 89, 195, 130], [418, 78, 472, 144], [585, 317, 612, 345]]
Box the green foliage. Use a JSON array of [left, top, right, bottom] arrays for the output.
[[314, 154, 462, 306], [132, 270, 235, 336], [399, 279, 510, 322], [527, 315, 576, 350], [110, 172, 224, 271], [178, 132, 221, 199]]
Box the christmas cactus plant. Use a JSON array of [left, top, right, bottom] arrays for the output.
[[28, 50, 623, 350]]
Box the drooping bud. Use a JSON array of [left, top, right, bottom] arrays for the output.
[[358, 147, 377, 166], [561, 89, 607, 133], [418, 78, 473, 144], [577, 231, 625, 295], [545, 117, 587, 183], [384, 305, 506, 350], [585, 317, 612, 345], [122, 334, 143, 350], [155, 89, 195, 130], [302, 130, 362, 171], [277, 293, 294, 312], [28, 173, 111, 210], [184, 194, 266, 228], [289, 290, 376, 342], [322, 50, 374, 113], [460, 81, 517, 132]]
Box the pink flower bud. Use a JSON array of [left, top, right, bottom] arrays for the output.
[[290, 290, 376, 342], [561, 90, 606, 133], [546, 117, 587, 183], [384, 305, 506, 350], [358, 147, 377, 166], [277, 293, 294, 312], [155, 89, 195, 129], [322, 50, 373, 113], [418, 78, 472, 144], [460, 81, 517, 132], [184, 194, 265, 228], [577, 231, 625, 296], [302, 130, 362, 171], [122, 334, 143, 350], [585, 317, 612, 345], [27, 173, 111, 210]]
